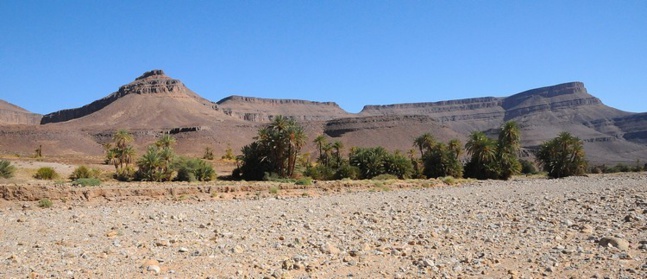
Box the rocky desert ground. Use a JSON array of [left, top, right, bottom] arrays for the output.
[[1, 172, 646, 278]]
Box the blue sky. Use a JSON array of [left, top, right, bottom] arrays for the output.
[[1, 1, 646, 114]]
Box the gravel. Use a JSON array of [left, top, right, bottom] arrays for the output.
[[2, 173, 646, 278]]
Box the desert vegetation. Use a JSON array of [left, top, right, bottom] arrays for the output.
[[536, 132, 587, 178], [0, 118, 602, 187], [0, 159, 15, 178]]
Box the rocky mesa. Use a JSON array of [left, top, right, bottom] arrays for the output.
[[1, 70, 646, 164]]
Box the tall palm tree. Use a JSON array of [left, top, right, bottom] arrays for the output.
[[496, 121, 521, 179], [313, 135, 327, 163], [414, 133, 436, 157], [448, 139, 463, 158], [332, 140, 344, 165], [465, 131, 497, 179], [498, 121, 521, 152]]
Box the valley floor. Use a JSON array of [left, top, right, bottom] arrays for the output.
[[1, 173, 646, 278]]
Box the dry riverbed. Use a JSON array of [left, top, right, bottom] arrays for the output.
[[1, 173, 647, 278]]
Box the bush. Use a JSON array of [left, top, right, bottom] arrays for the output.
[[304, 164, 335, 180], [175, 157, 216, 182], [520, 159, 538, 174], [349, 147, 412, 179], [70, 165, 101, 180], [203, 147, 214, 160], [72, 178, 101, 187], [295, 177, 313, 185], [334, 163, 360, 180], [0, 160, 16, 178], [422, 143, 463, 179], [34, 167, 58, 180], [114, 166, 135, 181], [38, 198, 53, 208]]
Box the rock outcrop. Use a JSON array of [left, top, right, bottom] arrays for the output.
[[0, 100, 42, 125], [217, 95, 350, 122]]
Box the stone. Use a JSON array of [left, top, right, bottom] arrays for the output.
[[599, 237, 630, 251], [319, 242, 341, 254]]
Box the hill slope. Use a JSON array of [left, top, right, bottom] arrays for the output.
[[0, 100, 42, 125]]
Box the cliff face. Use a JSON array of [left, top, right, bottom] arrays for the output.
[[0, 100, 42, 125], [216, 95, 350, 122], [41, 70, 218, 124]]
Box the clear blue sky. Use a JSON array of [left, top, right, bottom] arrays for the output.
[[1, 0, 646, 114]]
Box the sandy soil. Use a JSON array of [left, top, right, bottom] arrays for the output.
[[1, 173, 646, 278]]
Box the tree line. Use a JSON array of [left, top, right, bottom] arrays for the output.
[[233, 116, 591, 181]]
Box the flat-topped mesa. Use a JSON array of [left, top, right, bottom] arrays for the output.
[[216, 95, 349, 122], [360, 97, 503, 115], [501, 82, 614, 120], [359, 97, 506, 123]]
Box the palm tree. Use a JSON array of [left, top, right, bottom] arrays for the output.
[[465, 131, 497, 179], [332, 140, 344, 165], [496, 121, 522, 179], [113, 129, 133, 150], [286, 124, 306, 177], [322, 143, 333, 167], [156, 134, 176, 149], [466, 132, 496, 164], [138, 146, 162, 181], [414, 133, 436, 157], [537, 132, 587, 178], [448, 139, 463, 158], [313, 135, 328, 163]]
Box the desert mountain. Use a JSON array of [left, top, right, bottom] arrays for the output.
[[40, 70, 235, 130], [1, 70, 646, 165], [357, 82, 647, 163], [0, 100, 42, 125]]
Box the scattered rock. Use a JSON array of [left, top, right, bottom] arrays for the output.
[[599, 237, 630, 251]]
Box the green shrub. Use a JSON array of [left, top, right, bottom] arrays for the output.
[[334, 163, 360, 180], [72, 178, 102, 187], [0, 160, 16, 179], [441, 176, 457, 185], [422, 142, 463, 179], [175, 157, 216, 182], [34, 167, 58, 180], [269, 186, 279, 194], [520, 159, 538, 174], [38, 198, 53, 208], [349, 147, 412, 179], [304, 164, 335, 180], [114, 166, 135, 181], [295, 177, 313, 185], [70, 165, 101, 180]]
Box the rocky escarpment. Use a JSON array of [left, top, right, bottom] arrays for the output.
[[217, 95, 350, 122], [0, 100, 42, 125], [40, 70, 217, 124], [359, 97, 505, 122], [502, 82, 628, 121], [609, 113, 647, 145]]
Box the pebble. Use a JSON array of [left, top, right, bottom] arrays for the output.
[[2, 174, 646, 278]]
